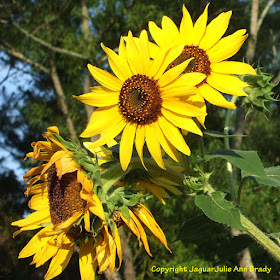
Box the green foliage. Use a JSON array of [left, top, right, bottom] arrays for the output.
[[195, 192, 246, 230]]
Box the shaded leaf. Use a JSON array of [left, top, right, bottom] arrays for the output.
[[195, 192, 246, 230], [204, 149, 266, 177]]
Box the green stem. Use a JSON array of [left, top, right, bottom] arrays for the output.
[[224, 95, 238, 202], [198, 137, 208, 172], [179, 151, 190, 174], [241, 214, 280, 262]]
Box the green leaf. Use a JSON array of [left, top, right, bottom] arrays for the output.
[[242, 166, 280, 187], [195, 192, 246, 230], [204, 149, 266, 177], [119, 205, 130, 221], [204, 130, 246, 138], [214, 235, 254, 264]]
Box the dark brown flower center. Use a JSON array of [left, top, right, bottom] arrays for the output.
[[119, 74, 162, 125], [166, 45, 211, 84], [47, 164, 86, 226]]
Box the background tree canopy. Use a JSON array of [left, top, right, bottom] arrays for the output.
[[0, 0, 280, 279]]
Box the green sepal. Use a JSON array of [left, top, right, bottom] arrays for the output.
[[119, 205, 130, 221]]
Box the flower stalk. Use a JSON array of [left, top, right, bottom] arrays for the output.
[[241, 215, 280, 262]]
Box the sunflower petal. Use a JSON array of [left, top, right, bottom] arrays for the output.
[[180, 5, 194, 45], [44, 244, 74, 280], [199, 11, 232, 50], [80, 105, 121, 138], [87, 64, 122, 91], [162, 109, 202, 136], [154, 122, 180, 162], [211, 61, 256, 75], [207, 72, 249, 96], [135, 125, 147, 169], [158, 116, 190, 155], [207, 29, 248, 63], [119, 123, 137, 171], [198, 83, 236, 109], [146, 124, 165, 169], [158, 58, 194, 87], [192, 3, 209, 46], [79, 238, 97, 280], [101, 43, 131, 81], [73, 91, 119, 107]]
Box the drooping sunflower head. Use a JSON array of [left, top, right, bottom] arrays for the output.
[[148, 4, 256, 110], [12, 127, 106, 280], [75, 30, 207, 171]]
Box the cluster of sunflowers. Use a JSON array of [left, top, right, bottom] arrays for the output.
[[12, 5, 256, 280]]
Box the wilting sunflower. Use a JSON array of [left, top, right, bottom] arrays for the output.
[[12, 126, 106, 280], [148, 4, 256, 110], [74, 30, 207, 171], [111, 203, 171, 256]]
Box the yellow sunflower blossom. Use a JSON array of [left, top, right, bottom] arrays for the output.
[[12, 126, 105, 280], [148, 4, 256, 111], [74, 30, 207, 171]]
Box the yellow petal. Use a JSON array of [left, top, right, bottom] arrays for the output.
[[149, 41, 160, 59], [82, 120, 126, 150], [154, 122, 180, 162], [73, 91, 119, 107], [199, 11, 232, 50], [28, 192, 49, 210], [126, 31, 142, 74], [140, 181, 170, 203], [162, 99, 206, 117], [130, 210, 153, 257], [146, 123, 165, 169], [158, 116, 190, 155], [18, 226, 53, 258], [113, 226, 122, 270], [79, 238, 97, 280], [161, 16, 180, 41], [44, 245, 74, 280], [192, 3, 209, 46], [165, 72, 206, 89], [162, 109, 202, 136], [138, 30, 150, 74], [211, 61, 256, 75], [135, 125, 147, 169], [207, 72, 249, 96], [87, 64, 122, 91], [198, 83, 236, 109], [33, 242, 58, 268], [158, 58, 194, 87], [119, 123, 136, 171], [12, 208, 50, 228], [149, 21, 170, 47], [101, 43, 131, 81], [80, 105, 121, 138], [207, 29, 248, 63], [180, 5, 194, 45], [54, 212, 83, 231], [149, 44, 184, 79]]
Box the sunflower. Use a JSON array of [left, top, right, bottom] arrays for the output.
[[74, 30, 207, 171], [148, 4, 256, 110], [12, 126, 106, 280]]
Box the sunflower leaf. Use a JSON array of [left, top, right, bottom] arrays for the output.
[[204, 130, 246, 138], [195, 192, 246, 230], [242, 165, 280, 187], [204, 149, 266, 177], [119, 205, 130, 221]]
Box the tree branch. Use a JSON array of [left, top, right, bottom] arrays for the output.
[[49, 53, 77, 140], [12, 21, 88, 60], [0, 43, 50, 74], [257, 0, 276, 33]]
